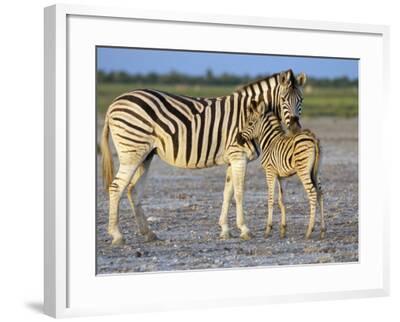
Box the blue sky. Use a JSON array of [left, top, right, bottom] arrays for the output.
[[97, 47, 358, 79]]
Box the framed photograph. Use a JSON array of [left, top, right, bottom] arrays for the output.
[[44, 4, 390, 318]]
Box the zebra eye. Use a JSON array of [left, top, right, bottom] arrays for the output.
[[248, 121, 254, 126]]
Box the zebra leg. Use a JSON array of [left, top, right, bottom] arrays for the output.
[[126, 153, 158, 242], [299, 173, 317, 239], [231, 158, 252, 240], [108, 163, 140, 245], [127, 167, 145, 232], [277, 178, 287, 238], [318, 180, 326, 239], [219, 166, 233, 240], [265, 172, 276, 238]]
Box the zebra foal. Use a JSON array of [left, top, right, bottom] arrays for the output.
[[237, 101, 325, 239]]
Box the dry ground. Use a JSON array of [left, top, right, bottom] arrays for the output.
[[96, 117, 358, 274]]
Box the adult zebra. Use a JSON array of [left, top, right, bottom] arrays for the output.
[[237, 101, 325, 239], [101, 69, 306, 245]]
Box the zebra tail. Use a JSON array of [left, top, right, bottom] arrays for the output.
[[101, 115, 114, 190]]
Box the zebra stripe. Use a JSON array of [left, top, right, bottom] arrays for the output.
[[237, 106, 325, 239]]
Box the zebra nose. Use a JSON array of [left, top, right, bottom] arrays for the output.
[[289, 116, 301, 133], [236, 132, 246, 146], [290, 116, 299, 123]]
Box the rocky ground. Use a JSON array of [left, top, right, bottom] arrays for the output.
[[96, 117, 358, 274]]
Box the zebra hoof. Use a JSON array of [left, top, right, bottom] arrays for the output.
[[220, 230, 232, 240], [111, 236, 125, 246], [240, 231, 252, 241], [264, 226, 272, 238], [144, 231, 158, 242], [320, 230, 326, 240], [280, 225, 286, 238]]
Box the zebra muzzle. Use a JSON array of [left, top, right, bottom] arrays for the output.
[[289, 116, 301, 134], [236, 132, 246, 146]]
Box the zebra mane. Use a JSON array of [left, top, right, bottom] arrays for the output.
[[233, 69, 296, 93], [233, 75, 271, 93]]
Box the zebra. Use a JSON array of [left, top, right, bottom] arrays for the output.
[[100, 69, 307, 245], [237, 100, 325, 239]]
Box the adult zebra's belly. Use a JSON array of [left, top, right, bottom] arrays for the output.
[[155, 142, 259, 169], [155, 148, 227, 169]]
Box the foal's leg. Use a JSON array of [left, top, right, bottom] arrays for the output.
[[277, 178, 287, 238], [298, 171, 317, 239], [219, 166, 233, 239], [127, 153, 158, 242], [317, 179, 326, 239], [231, 157, 251, 240], [265, 171, 276, 238]]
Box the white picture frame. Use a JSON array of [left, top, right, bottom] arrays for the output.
[[44, 4, 390, 318]]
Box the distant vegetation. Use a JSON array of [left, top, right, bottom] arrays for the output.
[[97, 69, 358, 88], [97, 70, 358, 117]]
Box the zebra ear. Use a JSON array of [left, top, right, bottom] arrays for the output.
[[249, 99, 264, 117], [255, 100, 265, 115], [278, 70, 291, 87], [250, 99, 259, 114], [296, 72, 307, 86]]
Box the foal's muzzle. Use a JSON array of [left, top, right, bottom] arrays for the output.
[[289, 116, 301, 134]]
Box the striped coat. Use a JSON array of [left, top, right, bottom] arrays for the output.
[[107, 89, 260, 169]]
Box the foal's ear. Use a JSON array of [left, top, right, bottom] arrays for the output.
[[296, 72, 307, 86], [250, 99, 265, 116], [249, 99, 258, 115]]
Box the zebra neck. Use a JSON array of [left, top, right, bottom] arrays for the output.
[[236, 80, 281, 118], [225, 91, 259, 130], [258, 117, 285, 153]]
